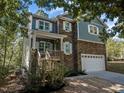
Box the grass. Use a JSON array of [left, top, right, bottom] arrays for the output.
[[107, 61, 124, 74]]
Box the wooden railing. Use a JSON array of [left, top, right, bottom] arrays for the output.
[[30, 49, 65, 87], [40, 50, 64, 62]]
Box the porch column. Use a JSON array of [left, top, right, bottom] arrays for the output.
[[32, 33, 36, 49], [60, 38, 64, 51]]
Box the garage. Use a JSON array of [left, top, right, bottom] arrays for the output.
[[81, 54, 105, 73]]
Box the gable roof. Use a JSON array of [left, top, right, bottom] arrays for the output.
[[30, 11, 108, 28], [57, 13, 108, 28]]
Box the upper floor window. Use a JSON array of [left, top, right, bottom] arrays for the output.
[[36, 20, 52, 32], [63, 21, 72, 32], [88, 25, 99, 35], [45, 22, 50, 31], [39, 21, 44, 30]]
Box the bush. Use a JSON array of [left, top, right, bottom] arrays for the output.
[[26, 60, 66, 93], [64, 69, 78, 77], [0, 66, 9, 81], [43, 61, 65, 89], [64, 69, 86, 77]]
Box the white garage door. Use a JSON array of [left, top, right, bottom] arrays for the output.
[[81, 54, 105, 73]]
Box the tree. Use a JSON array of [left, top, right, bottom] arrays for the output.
[[35, 0, 124, 37], [106, 38, 124, 60], [0, 0, 31, 80]]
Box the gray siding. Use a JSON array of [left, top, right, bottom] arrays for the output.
[[31, 16, 57, 33], [78, 19, 105, 43]]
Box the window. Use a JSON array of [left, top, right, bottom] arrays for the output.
[[45, 22, 50, 30], [37, 20, 52, 31], [63, 21, 72, 32], [39, 41, 53, 52], [88, 25, 99, 35], [46, 42, 53, 51], [39, 41, 45, 52], [39, 21, 44, 30], [64, 42, 72, 55]]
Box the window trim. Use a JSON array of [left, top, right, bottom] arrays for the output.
[[88, 24, 99, 35], [39, 41, 53, 52], [63, 21, 72, 32], [39, 41, 45, 52], [64, 42, 72, 55], [36, 20, 52, 32]]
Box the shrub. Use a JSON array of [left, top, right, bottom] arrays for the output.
[[27, 59, 66, 93], [64, 69, 86, 77], [0, 65, 9, 81], [64, 69, 78, 77]]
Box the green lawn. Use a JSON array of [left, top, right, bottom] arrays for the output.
[[107, 61, 124, 74]]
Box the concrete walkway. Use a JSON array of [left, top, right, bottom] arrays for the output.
[[88, 71, 124, 84]]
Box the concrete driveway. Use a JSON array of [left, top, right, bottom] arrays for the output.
[[52, 75, 124, 93], [88, 71, 124, 84]]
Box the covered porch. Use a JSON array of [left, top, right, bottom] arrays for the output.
[[31, 31, 67, 61]]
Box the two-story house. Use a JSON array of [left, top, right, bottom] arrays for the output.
[[22, 11, 108, 73]]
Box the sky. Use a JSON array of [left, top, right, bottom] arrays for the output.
[[29, 3, 64, 18], [29, 3, 116, 29]]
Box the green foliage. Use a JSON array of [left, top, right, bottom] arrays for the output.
[[28, 55, 66, 92], [64, 67, 86, 77], [112, 19, 124, 38], [38, 60, 65, 88], [0, 38, 23, 80], [99, 29, 110, 44], [106, 38, 124, 60], [36, 10, 48, 18], [46, 63, 65, 88], [0, 65, 9, 81], [35, 0, 124, 37], [0, 0, 31, 80], [64, 70, 78, 77]]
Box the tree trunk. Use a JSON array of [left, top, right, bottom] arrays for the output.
[[7, 46, 14, 69], [2, 32, 8, 68], [29, 49, 38, 85], [72, 22, 78, 72]]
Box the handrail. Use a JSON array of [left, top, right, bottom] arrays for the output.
[[40, 50, 64, 62]]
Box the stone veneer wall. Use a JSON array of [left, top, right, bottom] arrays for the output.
[[77, 40, 106, 70]]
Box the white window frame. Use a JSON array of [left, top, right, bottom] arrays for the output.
[[36, 20, 52, 32], [39, 41, 45, 52], [45, 42, 53, 51], [64, 42, 72, 55], [63, 21, 72, 32], [39, 41, 53, 52], [88, 24, 99, 35]]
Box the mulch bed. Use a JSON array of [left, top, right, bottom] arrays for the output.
[[0, 74, 25, 93]]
